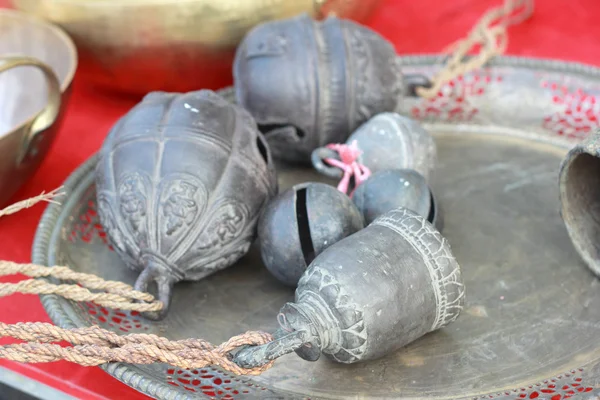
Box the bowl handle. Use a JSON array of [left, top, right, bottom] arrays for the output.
[[0, 56, 62, 165]]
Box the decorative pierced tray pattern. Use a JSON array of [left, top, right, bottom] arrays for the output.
[[33, 56, 600, 399]]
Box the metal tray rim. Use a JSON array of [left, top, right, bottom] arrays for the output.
[[32, 54, 600, 400]]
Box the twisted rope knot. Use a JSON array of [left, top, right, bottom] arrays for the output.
[[324, 141, 371, 196]]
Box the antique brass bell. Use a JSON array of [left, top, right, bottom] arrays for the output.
[[233, 14, 404, 164], [559, 130, 600, 277], [258, 182, 364, 287], [312, 112, 437, 181], [352, 169, 442, 229], [95, 89, 278, 319], [235, 207, 465, 367]]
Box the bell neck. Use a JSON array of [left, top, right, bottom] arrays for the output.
[[231, 297, 340, 369], [280, 294, 341, 361]]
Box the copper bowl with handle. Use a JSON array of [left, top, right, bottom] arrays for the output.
[[0, 9, 77, 207], [10, 0, 383, 95]]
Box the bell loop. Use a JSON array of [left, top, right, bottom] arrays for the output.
[[232, 329, 311, 369], [316, 141, 372, 196], [404, 73, 434, 97]]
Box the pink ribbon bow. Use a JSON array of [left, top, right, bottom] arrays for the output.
[[324, 140, 371, 197]]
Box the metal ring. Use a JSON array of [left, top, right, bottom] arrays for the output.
[[311, 147, 344, 178]]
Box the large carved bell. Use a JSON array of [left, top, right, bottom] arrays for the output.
[[233, 13, 404, 164], [235, 208, 465, 367], [95, 89, 278, 319]]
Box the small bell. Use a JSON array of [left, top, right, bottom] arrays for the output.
[[95, 89, 278, 320], [233, 13, 404, 164], [258, 182, 364, 287], [559, 130, 600, 277], [352, 169, 443, 229], [235, 207, 465, 367], [312, 112, 436, 181]]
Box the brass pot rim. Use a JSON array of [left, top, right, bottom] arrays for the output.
[[0, 8, 78, 95], [0, 8, 77, 148]]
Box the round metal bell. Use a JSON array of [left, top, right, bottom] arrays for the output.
[[233, 13, 403, 164], [235, 207, 465, 367], [312, 112, 436, 181], [352, 169, 443, 230], [95, 89, 278, 320], [559, 130, 600, 277], [258, 182, 364, 287]]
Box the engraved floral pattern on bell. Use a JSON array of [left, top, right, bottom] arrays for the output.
[[233, 13, 403, 164], [95, 89, 278, 319], [278, 207, 464, 364]]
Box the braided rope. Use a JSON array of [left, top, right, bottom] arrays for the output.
[[0, 324, 274, 374], [0, 262, 162, 311], [416, 0, 535, 99], [0, 187, 64, 218]]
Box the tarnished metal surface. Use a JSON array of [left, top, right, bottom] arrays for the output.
[[352, 169, 440, 228], [312, 112, 437, 181], [258, 182, 364, 287], [94, 89, 278, 320], [237, 207, 464, 368], [33, 56, 600, 399], [559, 131, 600, 280], [234, 14, 403, 164]]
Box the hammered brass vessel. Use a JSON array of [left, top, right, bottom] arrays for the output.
[[11, 0, 383, 94]]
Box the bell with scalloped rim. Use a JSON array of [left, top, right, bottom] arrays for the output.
[[233, 13, 405, 164], [95, 89, 278, 320], [234, 207, 465, 367]]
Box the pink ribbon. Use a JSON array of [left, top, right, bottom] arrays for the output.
[[324, 140, 371, 196]]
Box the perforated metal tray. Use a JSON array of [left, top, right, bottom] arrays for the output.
[[33, 56, 600, 399]]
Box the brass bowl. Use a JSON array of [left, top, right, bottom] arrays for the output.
[[11, 0, 383, 95], [0, 9, 77, 207]]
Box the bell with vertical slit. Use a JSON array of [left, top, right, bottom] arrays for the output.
[[258, 182, 364, 287], [233, 13, 404, 164]]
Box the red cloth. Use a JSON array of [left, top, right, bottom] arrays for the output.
[[0, 0, 599, 398]]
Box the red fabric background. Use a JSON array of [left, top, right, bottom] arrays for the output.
[[1, 0, 599, 398]]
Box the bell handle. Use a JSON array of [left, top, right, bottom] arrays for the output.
[[133, 262, 175, 321], [233, 329, 311, 369], [0, 56, 62, 165], [311, 147, 343, 179], [404, 73, 434, 97]]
